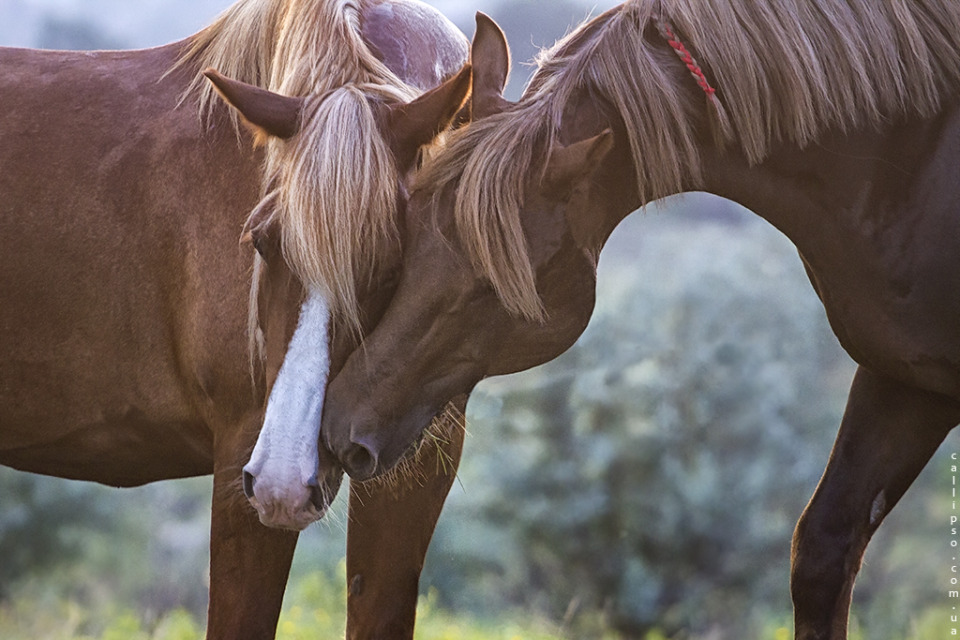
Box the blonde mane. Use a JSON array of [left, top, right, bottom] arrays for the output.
[[177, 0, 418, 334], [419, 0, 960, 320]]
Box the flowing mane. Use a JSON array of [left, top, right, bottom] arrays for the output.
[[176, 0, 418, 334], [418, 0, 960, 320]]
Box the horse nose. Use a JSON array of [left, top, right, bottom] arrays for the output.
[[342, 440, 379, 481], [242, 468, 256, 499], [308, 484, 327, 512]]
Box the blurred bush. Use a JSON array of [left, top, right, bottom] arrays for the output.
[[0, 469, 111, 596], [0, 472, 211, 626]]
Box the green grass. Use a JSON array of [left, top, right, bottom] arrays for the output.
[[2, 563, 954, 640], [0, 562, 571, 640], [272, 563, 575, 640]]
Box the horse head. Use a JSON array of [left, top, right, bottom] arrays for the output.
[[320, 13, 639, 481], [204, 64, 471, 529]]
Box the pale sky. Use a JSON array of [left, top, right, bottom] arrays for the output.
[[0, 0, 618, 49]]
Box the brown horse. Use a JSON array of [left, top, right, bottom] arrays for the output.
[[321, 3, 960, 638], [0, 0, 473, 638]]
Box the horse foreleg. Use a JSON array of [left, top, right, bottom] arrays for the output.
[[344, 398, 467, 640], [791, 366, 960, 640], [207, 447, 299, 640]]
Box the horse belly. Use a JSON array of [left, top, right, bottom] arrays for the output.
[[0, 321, 215, 485], [0, 410, 212, 486]]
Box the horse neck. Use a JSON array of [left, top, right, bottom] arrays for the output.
[[560, 100, 952, 275], [699, 110, 956, 263]]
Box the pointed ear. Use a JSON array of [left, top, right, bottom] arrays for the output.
[[471, 12, 511, 119], [203, 68, 305, 143], [543, 130, 615, 192], [240, 196, 280, 258], [384, 64, 473, 171], [543, 131, 615, 251]]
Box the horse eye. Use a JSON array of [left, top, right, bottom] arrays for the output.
[[385, 267, 400, 286]]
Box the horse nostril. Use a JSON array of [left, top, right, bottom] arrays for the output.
[[309, 484, 327, 512], [343, 443, 379, 481], [242, 469, 256, 499]]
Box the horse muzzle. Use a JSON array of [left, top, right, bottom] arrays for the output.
[[241, 447, 344, 531]]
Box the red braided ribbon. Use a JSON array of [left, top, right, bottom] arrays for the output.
[[660, 22, 716, 97]]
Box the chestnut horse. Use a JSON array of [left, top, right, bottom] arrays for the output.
[[321, 3, 960, 638], [0, 0, 472, 638]]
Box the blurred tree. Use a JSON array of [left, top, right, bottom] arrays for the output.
[[0, 469, 110, 597], [0, 468, 210, 622]]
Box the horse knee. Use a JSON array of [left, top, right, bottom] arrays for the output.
[[792, 508, 845, 601]]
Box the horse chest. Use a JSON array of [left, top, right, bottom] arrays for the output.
[[728, 112, 960, 400], [804, 190, 960, 400]]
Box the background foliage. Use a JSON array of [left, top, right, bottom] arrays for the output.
[[2, 1, 958, 638]]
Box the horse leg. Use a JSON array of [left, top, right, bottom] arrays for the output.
[[344, 398, 467, 640], [207, 433, 299, 640], [791, 366, 960, 640]]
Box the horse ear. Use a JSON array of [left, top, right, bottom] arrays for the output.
[[203, 68, 305, 143], [471, 12, 511, 119], [543, 130, 615, 192], [545, 131, 615, 250], [385, 64, 473, 171]]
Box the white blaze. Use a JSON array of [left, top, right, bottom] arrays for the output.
[[244, 289, 331, 530]]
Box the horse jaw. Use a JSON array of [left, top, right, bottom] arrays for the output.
[[243, 290, 342, 530]]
